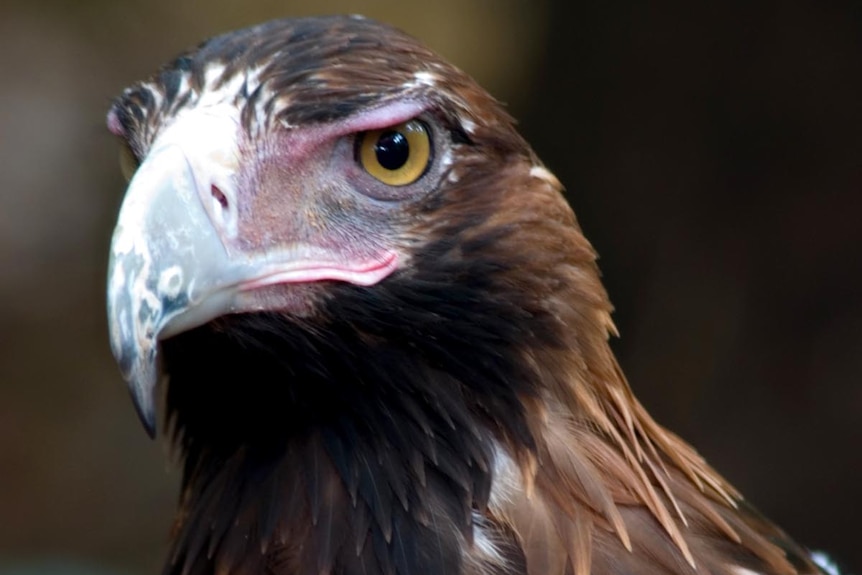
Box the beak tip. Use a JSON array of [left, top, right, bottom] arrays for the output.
[[121, 354, 158, 439], [111, 321, 160, 438], [128, 368, 158, 438], [108, 254, 163, 439], [134, 399, 158, 439]]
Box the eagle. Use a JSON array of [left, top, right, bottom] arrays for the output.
[[106, 15, 832, 575]]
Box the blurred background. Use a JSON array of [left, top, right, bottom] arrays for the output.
[[0, 0, 859, 573]]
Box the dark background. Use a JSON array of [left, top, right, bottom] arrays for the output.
[[0, 1, 859, 574]]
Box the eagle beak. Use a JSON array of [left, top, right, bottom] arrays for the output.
[[107, 107, 400, 436], [107, 138, 241, 436]]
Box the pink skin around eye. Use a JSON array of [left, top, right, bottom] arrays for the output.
[[224, 102, 427, 293], [273, 100, 431, 162], [339, 100, 430, 134]]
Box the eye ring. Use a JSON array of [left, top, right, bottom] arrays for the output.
[[357, 119, 432, 186], [119, 141, 140, 183]]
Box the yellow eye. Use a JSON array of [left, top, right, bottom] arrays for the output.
[[119, 142, 140, 183], [358, 120, 431, 186]]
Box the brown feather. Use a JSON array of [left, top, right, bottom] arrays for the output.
[[458, 158, 821, 575]]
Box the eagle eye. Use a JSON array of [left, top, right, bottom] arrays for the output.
[[357, 119, 431, 186], [119, 142, 140, 183]]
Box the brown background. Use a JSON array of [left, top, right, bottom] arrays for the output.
[[0, 1, 859, 574]]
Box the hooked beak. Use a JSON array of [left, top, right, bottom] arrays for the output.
[[106, 109, 399, 436], [107, 139, 241, 436]]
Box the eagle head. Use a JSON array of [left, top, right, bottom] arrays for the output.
[[106, 15, 826, 575], [107, 15, 567, 435]]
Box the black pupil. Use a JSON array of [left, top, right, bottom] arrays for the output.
[[374, 131, 410, 170]]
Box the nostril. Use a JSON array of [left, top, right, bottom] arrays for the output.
[[207, 182, 237, 237], [211, 184, 229, 210]]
